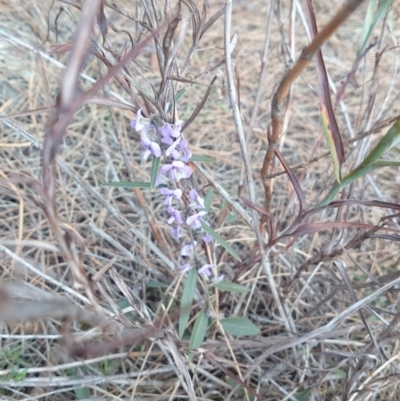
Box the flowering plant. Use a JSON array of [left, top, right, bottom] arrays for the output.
[[131, 109, 218, 280]]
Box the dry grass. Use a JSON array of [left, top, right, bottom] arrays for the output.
[[1, 0, 400, 400]]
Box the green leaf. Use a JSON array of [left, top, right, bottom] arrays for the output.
[[358, 0, 377, 55], [151, 157, 161, 190], [190, 155, 216, 163], [358, 0, 394, 56], [204, 189, 214, 212], [297, 390, 311, 401], [146, 280, 167, 288], [116, 299, 133, 318], [319, 119, 400, 207], [74, 386, 91, 400], [201, 222, 241, 262], [179, 267, 197, 338], [189, 309, 209, 349], [220, 317, 260, 336], [101, 181, 151, 188], [214, 280, 249, 294], [359, 118, 400, 167]]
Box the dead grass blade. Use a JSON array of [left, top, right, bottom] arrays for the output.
[[182, 76, 217, 132], [0, 282, 105, 327], [304, 0, 345, 183], [274, 148, 305, 216]]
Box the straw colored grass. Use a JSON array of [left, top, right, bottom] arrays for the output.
[[1, 0, 400, 400]]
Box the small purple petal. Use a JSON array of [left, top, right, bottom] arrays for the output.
[[189, 189, 205, 209], [142, 149, 152, 161], [202, 234, 213, 244], [161, 188, 183, 205], [198, 264, 213, 277], [160, 123, 174, 145], [167, 206, 183, 225], [131, 108, 144, 131], [180, 140, 192, 162], [186, 211, 207, 229], [150, 142, 161, 157], [172, 121, 183, 137], [181, 263, 191, 273], [166, 138, 181, 157], [171, 226, 181, 239], [181, 241, 197, 257], [159, 161, 192, 182]]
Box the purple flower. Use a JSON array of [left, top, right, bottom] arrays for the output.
[[166, 137, 181, 159], [177, 139, 192, 162], [159, 123, 174, 145], [181, 262, 191, 273], [189, 189, 205, 209], [198, 263, 213, 277], [167, 206, 183, 225], [141, 130, 161, 161], [171, 226, 181, 239], [131, 108, 152, 132], [160, 188, 182, 205], [159, 121, 182, 145], [186, 210, 207, 229], [202, 234, 213, 243], [181, 241, 197, 257], [158, 161, 192, 183], [166, 138, 192, 162]]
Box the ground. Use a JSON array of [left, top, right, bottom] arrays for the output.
[[1, 1, 400, 400]]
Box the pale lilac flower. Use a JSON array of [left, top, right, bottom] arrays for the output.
[[160, 188, 182, 205], [167, 206, 183, 225], [177, 139, 192, 162], [158, 161, 192, 183], [189, 189, 205, 209], [198, 264, 213, 277], [159, 123, 174, 145], [181, 262, 191, 273], [186, 210, 207, 229], [167, 138, 192, 162], [202, 234, 213, 243], [141, 130, 161, 161], [216, 274, 224, 282], [171, 225, 181, 239], [181, 241, 197, 257], [166, 137, 181, 159], [131, 108, 151, 132]]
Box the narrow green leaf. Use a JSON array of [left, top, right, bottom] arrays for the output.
[[359, 119, 400, 167], [204, 189, 214, 212], [358, 0, 394, 56], [189, 309, 209, 349], [220, 317, 260, 336], [200, 222, 241, 261], [358, 0, 377, 55], [101, 181, 151, 189], [179, 267, 197, 338], [150, 157, 161, 190], [215, 280, 249, 294], [297, 390, 311, 401], [319, 160, 400, 207], [190, 155, 216, 163], [146, 280, 167, 288], [74, 386, 91, 400], [319, 119, 400, 207]]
